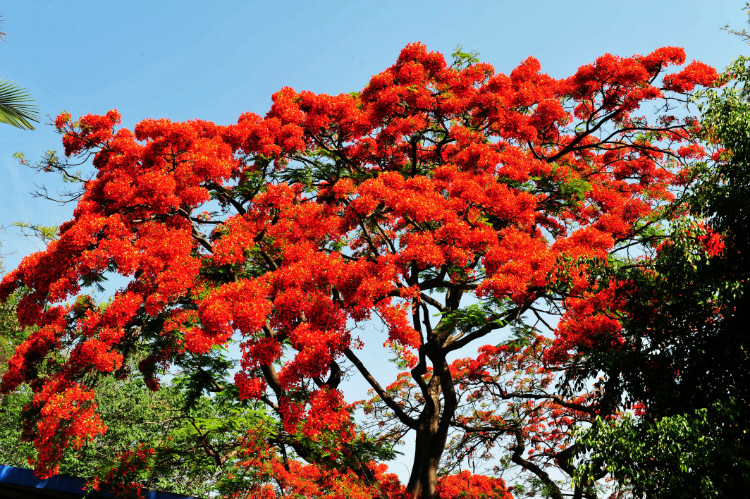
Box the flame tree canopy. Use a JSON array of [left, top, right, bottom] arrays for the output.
[[0, 44, 718, 498]]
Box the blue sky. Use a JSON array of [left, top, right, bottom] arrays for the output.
[[1, 1, 748, 269]]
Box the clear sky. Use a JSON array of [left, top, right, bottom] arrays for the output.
[[1, 1, 748, 269]]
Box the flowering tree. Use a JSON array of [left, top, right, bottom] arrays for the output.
[[0, 44, 717, 498]]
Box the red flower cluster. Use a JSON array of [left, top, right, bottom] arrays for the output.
[[0, 42, 718, 497]]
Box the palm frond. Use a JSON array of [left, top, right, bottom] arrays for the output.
[[0, 79, 39, 130]]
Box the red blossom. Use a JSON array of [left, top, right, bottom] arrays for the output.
[[0, 43, 717, 497]]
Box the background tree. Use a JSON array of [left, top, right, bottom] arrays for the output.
[[0, 259, 275, 498], [570, 56, 750, 499], [0, 17, 38, 130], [0, 44, 717, 498]]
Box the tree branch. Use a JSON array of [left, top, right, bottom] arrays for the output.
[[344, 348, 418, 429]]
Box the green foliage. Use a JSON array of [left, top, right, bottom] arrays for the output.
[[172, 346, 237, 409], [0, 360, 277, 497], [0, 18, 38, 130], [0, 80, 38, 130], [436, 299, 514, 338], [576, 400, 750, 498], [451, 46, 480, 69], [0, 288, 36, 468], [11, 221, 59, 243]]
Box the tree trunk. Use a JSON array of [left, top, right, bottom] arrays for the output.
[[405, 353, 457, 499]]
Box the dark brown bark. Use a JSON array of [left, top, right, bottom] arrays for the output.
[[405, 341, 458, 499]]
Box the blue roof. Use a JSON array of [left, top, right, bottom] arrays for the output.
[[0, 465, 199, 498]]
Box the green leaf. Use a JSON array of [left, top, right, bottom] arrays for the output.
[[0, 80, 39, 130]]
